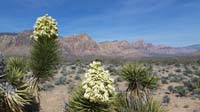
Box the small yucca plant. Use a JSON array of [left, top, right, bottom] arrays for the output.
[[0, 57, 31, 112], [67, 61, 115, 112], [114, 92, 166, 112], [6, 57, 27, 73], [120, 63, 158, 99], [0, 82, 31, 112], [5, 57, 27, 86]]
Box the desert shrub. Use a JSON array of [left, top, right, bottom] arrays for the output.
[[66, 79, 72, 84], [191, 77, 199, 83], [168, 73, 176, 77], [115, 76, 123, 82], [168, 86, 174, 92], [174, 86, 188, 97], [40, 81, 54, 91], [184, 69, 193, 74], [161, 77, 168, 84], [70, 65, 76, 70], [74, 75, 81, 80], [195, 69, 200, 77], [192, 89, 200, 95], [67, 61, 115, 112], [162, 95, 170, 104], [107, 65, 118, 75], [174, 63, 180, 68], [168, 76, 177, 82], [175, 68, 181, 73], [192, 89, 200, 99], [193, 81, 200, 89], [55, 76, 67, 85], [77, 68, 85, 74], [168, 74, 183, 83], [63, 72, 68, 76], [183, 81, 193, 91]]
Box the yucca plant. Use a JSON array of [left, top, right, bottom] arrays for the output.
[[120, 63, 158, 100], [114, 92, 166, 112], [67, 61, 115, 112], [4, 57, 28, 86], [0, 82, 31, 112], [0, 57, 32, 112], [6, 57, 27, 74], [67, 85, 112, 112], [29, 14, 60, 100], [141, 99, 167, 112]]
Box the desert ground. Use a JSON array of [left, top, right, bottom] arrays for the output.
[[36, 61, 200, 112]]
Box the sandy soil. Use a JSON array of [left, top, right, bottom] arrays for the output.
[[39, 64, 200, 112]]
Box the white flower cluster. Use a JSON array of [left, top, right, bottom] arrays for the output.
[[82, 61, 115, 103], [32, 14, 58, 40]]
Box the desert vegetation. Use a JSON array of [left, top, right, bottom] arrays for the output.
[[0, 15, 200, 112]]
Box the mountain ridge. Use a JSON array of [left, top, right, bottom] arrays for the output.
[[0, 30, 199, 59]]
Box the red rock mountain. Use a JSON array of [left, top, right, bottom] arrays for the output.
[[0, 30, 198, 59]]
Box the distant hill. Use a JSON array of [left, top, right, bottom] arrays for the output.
[[0, 32, 18, 36], [184, 44, 200, 50], [0, 30, 199, 60]]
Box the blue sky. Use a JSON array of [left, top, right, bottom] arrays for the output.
[[0, 0, 200, 46]]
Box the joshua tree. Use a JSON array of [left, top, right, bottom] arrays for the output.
[[29, 14, 60, 100], [67, 61, 115, 112]]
